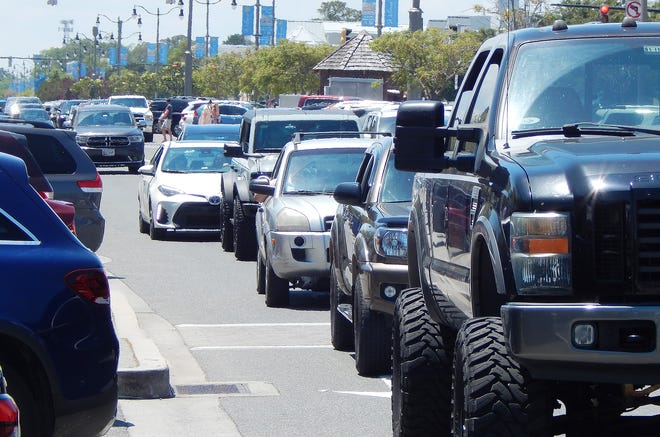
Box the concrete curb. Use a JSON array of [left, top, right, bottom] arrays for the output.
[[109, 274, 174, 399]]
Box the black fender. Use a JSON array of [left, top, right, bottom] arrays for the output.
[[233, 176, 251, 204], [470, 209, 510, 317]]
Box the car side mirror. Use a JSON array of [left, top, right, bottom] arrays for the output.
[[138, 164, 155, 176], [249, 177, 275, 196], [224, 142, 243, 157], [333, 182, 363, 206]]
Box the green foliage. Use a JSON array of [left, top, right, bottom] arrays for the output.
[[318, 1, 362, 21], [225, 34, 248, 45], [238, 40, 334, 101], [194, 51, 248, 99], [370, 28, 484, 101]]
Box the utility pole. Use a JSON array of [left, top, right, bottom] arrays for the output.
[[409, 0, 422, 32]]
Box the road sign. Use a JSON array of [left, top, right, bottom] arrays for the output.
[[626, 0, 642, 19]]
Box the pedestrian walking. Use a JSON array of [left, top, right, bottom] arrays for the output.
[[211, 103, 219, 124], [199, 100, 213, 125], [159, 98, 173, 142]]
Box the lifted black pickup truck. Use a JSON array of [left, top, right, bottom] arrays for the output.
[[393, 20, 660, 436]]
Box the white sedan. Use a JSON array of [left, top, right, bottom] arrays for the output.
[[137, 139, 232, 240]]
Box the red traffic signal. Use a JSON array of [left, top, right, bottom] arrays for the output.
[[599, 4, 610, 22]]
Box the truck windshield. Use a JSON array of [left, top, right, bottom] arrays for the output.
[[253, 119, 359, 152], [507, 37, 660, 134]]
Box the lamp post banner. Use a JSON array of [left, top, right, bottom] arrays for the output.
[[242, 6, 254, 36], [362, 0, 376, 27], [120, 47, 128, 67], [159, 44, 168, 65], [260, 5, 274, 46], [195, 36, 205, 58], [146, 43, 156, 64], [276, 19, 287, 42], [108, 47, 116, 66], [209, 37, 219, 57], [385, 0, 398, 27]]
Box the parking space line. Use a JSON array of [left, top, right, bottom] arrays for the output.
[[177, 323, 330, 328], [191, 345, 333, 351]]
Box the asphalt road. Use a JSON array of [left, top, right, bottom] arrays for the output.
[[99, 138, 393, 436]]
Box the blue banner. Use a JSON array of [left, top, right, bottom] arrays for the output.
[[362, 0, 376, 27], [276, 20, 287, 42], [260, 5, 274, 44], [146, 43, 156, 65], [385, 0, 398, 27], [108, 47, 116, 66], [159, 43, 168, 65], [120, 47, 128, 67], [195, 36, 205, 58], [209, 37, 219, 57], [242, 6, 254, 36]]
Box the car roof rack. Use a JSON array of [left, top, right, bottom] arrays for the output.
[[0, 119, 55, 129], [291, 131, 390, 144]]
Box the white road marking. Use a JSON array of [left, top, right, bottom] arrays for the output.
[[191, 345, 333, 351], [319, 389, 391, 399], [177, 323, 330, 328]]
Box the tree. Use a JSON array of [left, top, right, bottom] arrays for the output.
[[239, 40, 334, 101], [318, 1, 361, 21], [195, 51, 248, 99], [224, 34, 248, 45], [370, 28, 484, 101]]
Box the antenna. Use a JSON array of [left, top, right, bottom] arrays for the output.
[[59, 19, 74, 44]]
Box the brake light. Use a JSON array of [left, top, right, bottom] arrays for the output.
[[65, 268, 110, 305], [38, 191, 53, 200], [0, 394, 19, 437], [78, 172, 103, 193]]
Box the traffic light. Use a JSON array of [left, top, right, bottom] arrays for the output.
[[599, 4, 610, 23], [340, 28, 352, 45]]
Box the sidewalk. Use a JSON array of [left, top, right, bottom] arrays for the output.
[[109, 275, 173, 399]]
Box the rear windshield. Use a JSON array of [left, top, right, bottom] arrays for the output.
[[253, 119, 359, 152], [111, 97, 148, 108], [22, 133, 77, 174]]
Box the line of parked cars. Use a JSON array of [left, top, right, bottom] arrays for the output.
[[0, 118, 119, 435]]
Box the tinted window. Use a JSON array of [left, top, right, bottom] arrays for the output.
[[283, 148, 364, 194], [22, 133, 77, 174], [254, 120, 359, 151], [0, 210, 33, 242], [380, 153, 414, 202]]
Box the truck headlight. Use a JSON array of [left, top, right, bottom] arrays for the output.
[[158, 185, 185, 197], [511, 212, 571, 295], [276, 208, 310, 232], [375, 228, 407, 258], [128, 135, 144, 143], [76, 135, 90, 145]]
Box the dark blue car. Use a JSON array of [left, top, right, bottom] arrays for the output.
[[0, 151, 118, 436]]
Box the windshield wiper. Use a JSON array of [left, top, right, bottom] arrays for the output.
[[512, 122, 660, 139]]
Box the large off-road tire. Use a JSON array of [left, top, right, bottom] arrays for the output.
[[221, 199, 234, 252], [256, 249, 266, 295], [3, 361, 52, 437], [265, 255, 289, 307], [452, 317, 554, 437], [233, 198, 257, 261], [330, 266, 354, 351], [392, 287, 453, 437], [353, 277, 392, 376]]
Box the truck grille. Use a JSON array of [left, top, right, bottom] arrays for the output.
[[593, 196, 660, 293], [87, 136, 130, 147], [324, 216, 334, 231], [636, 199, 660, 288]]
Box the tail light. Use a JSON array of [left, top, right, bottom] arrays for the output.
[[38, 191, 53, 200], [65, 268, 110, 305], [77, 172, 103, 193], [0, 394, 19, 437]]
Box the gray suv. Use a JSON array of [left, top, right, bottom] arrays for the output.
[[0, 122, 105, 251]]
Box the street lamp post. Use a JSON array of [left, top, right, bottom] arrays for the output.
[[192, 0, 222, 58], [96, 13, 138, 74], [185, 0, 194, 96], [254, 0, 261, 50], [133, 2, 184, 74]]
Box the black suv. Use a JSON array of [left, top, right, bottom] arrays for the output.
[[330, 138, 414, 376], [393, 21, 660, 435], [0, 121, 105, 251]]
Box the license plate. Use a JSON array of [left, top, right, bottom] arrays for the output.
[[102, 148, 115, 156]]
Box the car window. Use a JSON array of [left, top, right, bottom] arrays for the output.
[[283, 148, 365, 194], [254, 120, 359, 152], [180, 127, 239, 142], [110, 97, 148, 108], [161, 147, 230, 173], [380, 153, 414, 203], [0, 209, 34, 243], [21, 133, 77, 174], [76, 110, 133, 127]]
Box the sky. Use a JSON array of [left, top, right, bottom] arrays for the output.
[[4, 0, 486, 64]]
